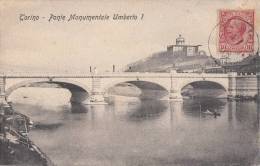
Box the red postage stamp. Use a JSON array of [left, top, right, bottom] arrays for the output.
[[219, 10, 254, 53]]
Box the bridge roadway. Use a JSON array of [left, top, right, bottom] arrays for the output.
[[0, 71, 258, 105]]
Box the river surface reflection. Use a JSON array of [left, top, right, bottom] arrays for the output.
[[11, 95, 259, 166]]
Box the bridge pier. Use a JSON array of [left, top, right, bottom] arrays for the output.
[[84, 92, 107, 105], [227, 72, 237, 99], [169, 89, 183, 102], [70, 90, 88, 104], [169, 73, 183, 102], [84, 76, 107, 105]]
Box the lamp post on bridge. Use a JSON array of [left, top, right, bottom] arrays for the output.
[[113, 65, 115, 72]]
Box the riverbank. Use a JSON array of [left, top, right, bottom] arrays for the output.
[[227, 95, 258, 101], [0, 103, 55, 166]]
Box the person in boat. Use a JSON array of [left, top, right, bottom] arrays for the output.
[[203, 109, 220, 117], [212, 110, 221, 116]]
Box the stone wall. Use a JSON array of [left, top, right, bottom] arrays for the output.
[[235, 73, 258, 99]]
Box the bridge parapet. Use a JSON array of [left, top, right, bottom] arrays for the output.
[[237, 72, 258, 77], [2, 71, 256, 77]]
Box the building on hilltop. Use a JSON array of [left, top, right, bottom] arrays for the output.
[[125, 35, 213, 72], [166, 35, 206, 57]]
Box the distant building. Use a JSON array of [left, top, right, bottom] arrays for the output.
[[166, 35, 204, 57], [219, 54, 231, 65], [221, 53, 260, 73], [220, 53, 248, 64]]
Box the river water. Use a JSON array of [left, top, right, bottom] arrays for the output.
[[9, 88, 260, 166]]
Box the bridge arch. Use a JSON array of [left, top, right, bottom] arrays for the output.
[[103, 80, 169, 99], [6, 79, 91, 104], [180, 80, 228, 98]]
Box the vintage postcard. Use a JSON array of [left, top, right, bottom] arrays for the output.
[[0, 0, 259, 166]]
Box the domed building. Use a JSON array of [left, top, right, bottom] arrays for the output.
[[167, 35, 202, 56], [176, 34, 185, 45]]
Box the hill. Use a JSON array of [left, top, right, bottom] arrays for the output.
[[125, 48, 216, 72]]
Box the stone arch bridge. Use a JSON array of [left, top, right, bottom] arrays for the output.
[[0, 72, 258, 105]]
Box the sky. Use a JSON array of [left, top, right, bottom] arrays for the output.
[[0, 0, 259, 72]]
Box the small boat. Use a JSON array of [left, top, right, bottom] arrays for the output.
[[203, 109, 221, 116], [28, 120, 34, 125], [203, 109, 214, 115], [213, 111, 221, 116]]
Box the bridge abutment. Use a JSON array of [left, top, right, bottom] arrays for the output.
[[0, 95, 8, 106], [0, 76, 8, 106], [227, 72, 259, 100]]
